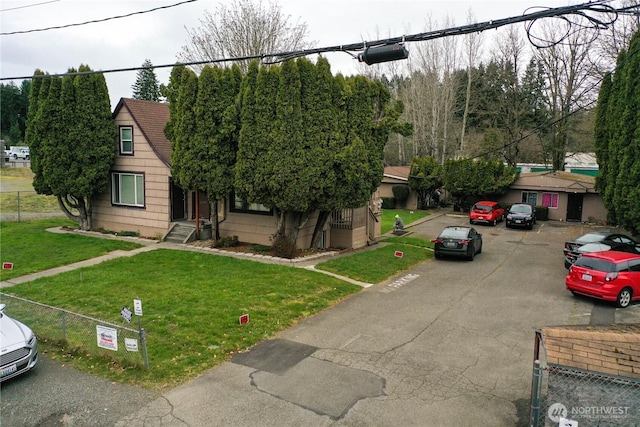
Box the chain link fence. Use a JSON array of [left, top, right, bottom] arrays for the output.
[[0, 191, 70, 222], [530, 331, 640, 426], [1, 293, 148, 370]]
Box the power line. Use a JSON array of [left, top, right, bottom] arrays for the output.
[[0, 0, 60, 13], [0, 0, 198, 36], [0, 0, 627, 81]]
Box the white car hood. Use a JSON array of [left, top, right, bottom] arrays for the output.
[[0, 314, 33, 352]]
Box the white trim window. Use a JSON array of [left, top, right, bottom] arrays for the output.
[[521, 191, 538, 206], [119, 126, 133, 155], [112, 172, 144, 207]]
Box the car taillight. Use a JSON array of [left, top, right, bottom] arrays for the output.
[[605, 272, 618, 282], [431, 239, 443, 244], [459, 240, 470, 245]]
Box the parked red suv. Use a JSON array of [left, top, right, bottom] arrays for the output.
[[566, 251, 640, 308], [469, 201, 504, 226]]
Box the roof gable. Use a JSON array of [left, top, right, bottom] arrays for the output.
[[383, 166, 410, 181], [114, 98, 172, 167]]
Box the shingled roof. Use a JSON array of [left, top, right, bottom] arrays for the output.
[[114, 98, 172, 167]]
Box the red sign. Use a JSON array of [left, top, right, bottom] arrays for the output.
[[394, 251, 404, 258], [239, 314, 249, 325], [2, 262, 13, 270]]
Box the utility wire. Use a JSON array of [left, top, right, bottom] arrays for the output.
[[0, 0, 627, 81], [1, 0, 60, 13], [0, 0, 198, 36]]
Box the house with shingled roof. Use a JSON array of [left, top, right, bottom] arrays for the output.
[[499, 170, 607, 223], [91, 98, 382, 248]]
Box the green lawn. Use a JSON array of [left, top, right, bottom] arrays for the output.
[[0, 219, 143, 281], [315, 241, 433, 283], [4, 249, 362, 390], [380, 209, 430, 234], [0, 216, 435, 390]]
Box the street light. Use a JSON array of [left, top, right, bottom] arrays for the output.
[[357, 43, 409, 65]]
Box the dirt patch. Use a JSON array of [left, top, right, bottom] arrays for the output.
[[187, 239, 332, 259]]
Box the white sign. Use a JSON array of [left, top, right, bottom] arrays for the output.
[[125, 338, 139, 352], [133, 299, 143, 316], [121, 306, 133, 323], [97, 325, 118, 351]]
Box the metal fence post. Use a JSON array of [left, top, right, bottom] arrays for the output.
[[530, 359, 542, 427], [61, 311, 67, 341], [140, 327, 149, 370]]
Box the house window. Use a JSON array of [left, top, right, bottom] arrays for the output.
[[542, 192, 559, 209], [112, 172, 144, 207], [231, 193, 271, 215], [521, 191, 538, 205], [119, 126, 133, 155]]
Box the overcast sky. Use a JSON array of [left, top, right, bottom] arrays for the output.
[[1, 0, 570, 109]]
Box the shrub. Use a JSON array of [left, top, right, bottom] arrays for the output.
[[270, 234, 297, 259], [250, 245, 272, 253], [382, 197, 395, 209], [213, 235, 239, 248], [392, 185, 410, 208]]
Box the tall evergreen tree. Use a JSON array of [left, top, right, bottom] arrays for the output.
[[132, 59, 162, 101], [597, 29, 640, 235], [195, 64, 242, 239], [26, 65, 116, 230], [408, 155, 443, 209]]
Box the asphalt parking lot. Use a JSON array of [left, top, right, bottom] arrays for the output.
[[2, 213, 638, 426]]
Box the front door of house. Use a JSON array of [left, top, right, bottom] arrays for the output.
[[566, 193, 583, 222], [170, 178, 186, 221]]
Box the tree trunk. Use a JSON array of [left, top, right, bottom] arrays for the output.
[[58, 194, 91, 230], [310, 210, 330, 249], [211, 200, 220, 241]]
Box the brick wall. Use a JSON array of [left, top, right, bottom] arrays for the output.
[[542, 324, 640, 379]]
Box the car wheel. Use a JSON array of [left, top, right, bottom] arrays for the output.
[[528, 223, 533, 230], [469, 219, 473, 225], [564, 260, 571, 269], [467, 247, 475, 261], [434, 251, 441, 259], [478, 242, 482, 254], [616, 288, 632, 308]]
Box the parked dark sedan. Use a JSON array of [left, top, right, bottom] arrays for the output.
[[431, 226, 482, 261], [563, 232, 639, 268], [505, 203, 536, 229]]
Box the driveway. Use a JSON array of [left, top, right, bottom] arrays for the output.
[[2, 213, 638, 426], [114, 214, 639, 426]]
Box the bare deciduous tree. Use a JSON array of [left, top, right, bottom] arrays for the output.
[[594, 0, 640, 69], [459, 10, 484, 157], [534, 19, 600, 170], [178, 0, 313, 73]]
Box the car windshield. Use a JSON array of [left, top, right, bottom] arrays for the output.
[[577, 233, 610, 243], [440, 228, 469, 239], [574, 257, 616, 272], [510, 205, 531, 213]]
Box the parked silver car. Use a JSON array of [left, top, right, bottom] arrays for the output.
[[0, 303, 38, 382]]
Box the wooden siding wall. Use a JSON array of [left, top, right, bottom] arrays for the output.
[[500, 190, 607, 223], [218, 209, 326, 249], [92, 109, 172, 238], [379, 182, 418, 210]]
